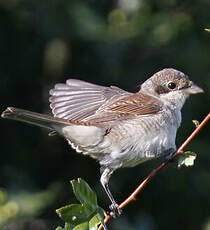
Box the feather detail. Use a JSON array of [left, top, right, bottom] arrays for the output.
[[49, 79, 130, 121], [108, 93, 163, 115]]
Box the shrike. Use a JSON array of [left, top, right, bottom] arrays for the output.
[[1, 68, 203, 215]]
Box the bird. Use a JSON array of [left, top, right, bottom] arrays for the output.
[[1, 68, 203, 215]]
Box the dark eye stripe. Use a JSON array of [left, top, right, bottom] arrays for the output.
[[155, 85, 170, 94]]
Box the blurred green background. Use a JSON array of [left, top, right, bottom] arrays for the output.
[[0, 0, 209, 229]]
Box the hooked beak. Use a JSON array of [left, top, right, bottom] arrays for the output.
[[183, 82, 204, 95]]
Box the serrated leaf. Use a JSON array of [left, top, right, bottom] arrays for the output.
[[71, 178, 98, 211], [56, 204, 91, 225], [56, 178, 106, 230], [178, 151, 197, 168]]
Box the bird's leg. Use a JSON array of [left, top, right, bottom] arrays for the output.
[[100, 167, 122, 217]]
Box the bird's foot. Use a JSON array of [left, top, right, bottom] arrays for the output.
[[108, 203, 122, 218]]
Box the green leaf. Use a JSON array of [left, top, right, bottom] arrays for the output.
[[74, 221, 89, 230], [55, 178, 106, 230], [71, 178, 98, 210], [56, 208, 104, 230], [56, 222, 77, 230], [89, 208, 104, 230], [192, 120, 200, 128], [56, 204, 91, 225], [56, 227, 64, 230], [65, 223, 75, 230], [177, 151, 197, 168]]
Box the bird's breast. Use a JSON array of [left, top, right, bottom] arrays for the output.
[[99, 110, 180, 168]]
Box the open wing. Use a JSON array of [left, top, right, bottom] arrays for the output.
[[49, 79, 131, 121]]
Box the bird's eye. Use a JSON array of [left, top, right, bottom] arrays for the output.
[[167, 81, 176, 89]]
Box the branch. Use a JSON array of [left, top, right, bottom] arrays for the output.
[[99, 112, 210, 229]]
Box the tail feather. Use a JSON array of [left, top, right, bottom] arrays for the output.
[[1, 107, 106, 151], [1, 107, 71, 130]]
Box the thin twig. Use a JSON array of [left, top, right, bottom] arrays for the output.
[[99, 113, 209, 229]]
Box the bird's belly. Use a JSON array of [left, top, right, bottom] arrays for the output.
[[99, 116, 177, 169], [122, 130, 175, 167]]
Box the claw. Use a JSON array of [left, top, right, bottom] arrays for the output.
[[109, 203, 122, 217]]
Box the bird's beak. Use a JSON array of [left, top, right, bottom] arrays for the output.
[[183, 82, 204, 95]]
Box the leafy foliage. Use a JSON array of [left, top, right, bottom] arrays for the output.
[[177, 151, 197, 168], [56, 178, 106, 230], [0, 188, 55, 227]]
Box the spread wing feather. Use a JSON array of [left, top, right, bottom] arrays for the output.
[[49, 79, 131, 121], [49, 79, 163, 124]]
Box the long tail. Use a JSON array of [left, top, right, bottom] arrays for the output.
[[1, 107, 71, 130], [2, 107, 105, 150]]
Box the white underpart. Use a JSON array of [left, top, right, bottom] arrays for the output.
[[160, 90, 188, 110], [97, 107, 182, 169], [59, 90, 188, 171], [62, 125, 105, 152]]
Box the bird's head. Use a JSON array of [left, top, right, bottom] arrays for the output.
[[140, 68, 204, 110]]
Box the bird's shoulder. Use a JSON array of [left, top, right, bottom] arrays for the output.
[[85, 92, 164, 124], [107, 92, 163, 115]]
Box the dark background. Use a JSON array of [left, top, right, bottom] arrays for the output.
[[0, 0, 210, 229]]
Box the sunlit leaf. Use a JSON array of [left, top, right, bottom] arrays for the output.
[[56, 204, 89, 224], [192, 120, 200, 128], [71, 178, 98, 211], [74, 221, 89, 230], [89, 209, 105, 230], [56, 227, 64, 230], [56, 222, 76, 230], [56, 178, 106, 230], [178, 151, 197, 168]]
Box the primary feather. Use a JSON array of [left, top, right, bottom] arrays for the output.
[[49, 79, 131, 121]]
